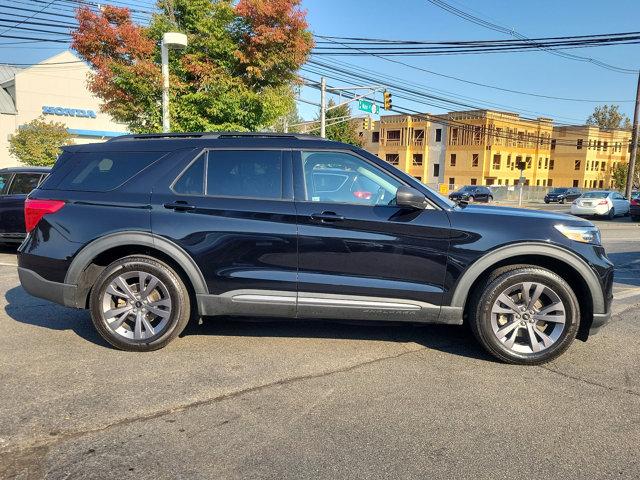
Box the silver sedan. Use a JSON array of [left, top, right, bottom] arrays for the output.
[[571, 191, 630, 219]]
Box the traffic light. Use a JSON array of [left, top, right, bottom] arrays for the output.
[[383, 90, 392, 110], [362, 117, 371, 130]]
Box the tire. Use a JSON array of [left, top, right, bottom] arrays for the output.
[[544, 199, 550, 204], [468, 196, 474, 202], [487, 196, 493, 203], [468, 266, 580, 365], [632, 215, 640, 222], [607, 207, 615, 220], [559, 198, 565, 204], [89, 255, 191, 351]]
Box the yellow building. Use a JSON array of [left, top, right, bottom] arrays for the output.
[[550, 125, 630, 188], [443, 110, 553, 188], [357, 114, 446, 186]]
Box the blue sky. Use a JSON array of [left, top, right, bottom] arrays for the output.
[[297, 0, 640, 123], [2, 0, 640, 125]]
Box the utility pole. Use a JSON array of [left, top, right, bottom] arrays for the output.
[[320, 77, 326, 138], [626, 71, 640, 198]]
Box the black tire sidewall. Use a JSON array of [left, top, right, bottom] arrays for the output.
[[90, 256, 190, 351], [472, 268, 580, 365]]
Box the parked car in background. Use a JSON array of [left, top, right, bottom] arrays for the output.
[[448, 185, 493, 203], [571, 191, 630, 219], [544, 187, 581, 204], [0, 167, 50, 244], [17, 132, 613, 365], [630, 191, 640, 221]]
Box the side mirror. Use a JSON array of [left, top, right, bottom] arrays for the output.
[[396, 185, 428, 210]]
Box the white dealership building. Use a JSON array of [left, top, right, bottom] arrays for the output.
[[0, 51, 128, 168]]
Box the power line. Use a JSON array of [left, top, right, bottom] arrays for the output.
[[425, 0, 638, 74], [312, 34, 635, 103], [0, 0, 58, 36]]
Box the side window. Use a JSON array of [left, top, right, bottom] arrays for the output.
[[173, 156, 205, 195], [57, 151, 165, 192], [8, 173, 41, 195], [207, 150, 282, 199], [301, 151, 401, 206], [0, 173, 11, 195]]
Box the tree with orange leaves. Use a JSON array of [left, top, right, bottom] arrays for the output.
[[72, 0, 313, 133]]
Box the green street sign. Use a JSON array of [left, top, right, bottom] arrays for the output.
[[358, 100, 379, 114]]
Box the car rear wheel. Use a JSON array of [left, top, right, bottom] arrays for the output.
[[487, 196, 493, 203], [469, 266, 580, 365], [89, 256, 191, 351], [607, 207, 615, 220]]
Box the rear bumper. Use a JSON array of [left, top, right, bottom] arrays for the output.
[[571, 205, 609, 216], [18, 267, 79, 308]]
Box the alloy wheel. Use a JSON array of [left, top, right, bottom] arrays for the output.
[[490, 282, 566, 354], [101, 271, 172, 340]]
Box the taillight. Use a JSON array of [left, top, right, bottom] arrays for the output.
[[631, 199, 639, 206], [353, 191, 372, 200], [598, 200, 609, 206], [24, 199, 65, 232]]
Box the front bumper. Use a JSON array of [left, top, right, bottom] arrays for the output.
[[18, 267, 79, 308]]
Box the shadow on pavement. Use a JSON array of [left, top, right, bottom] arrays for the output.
[[608, 252, 640, 288], [4, 286, 111, 348], [184, 315, 494, 363], [5, 284, 493, 361]]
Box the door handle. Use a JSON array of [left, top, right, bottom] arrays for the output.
[[310, 212, 345, 222], [164, 201, 195, 211]]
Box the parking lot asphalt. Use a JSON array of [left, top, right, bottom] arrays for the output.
[[1, 213, 639, 479]]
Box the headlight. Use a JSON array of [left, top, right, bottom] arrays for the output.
[[554, 224, 601, 245]]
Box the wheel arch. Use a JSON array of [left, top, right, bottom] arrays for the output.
[[65, 231, 208, 308], [451, 243, 605, 339]]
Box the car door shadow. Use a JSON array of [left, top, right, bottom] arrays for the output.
[[6, 285, 492, 361], [4, 286, 111, 348]]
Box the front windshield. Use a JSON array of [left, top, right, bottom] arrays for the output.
[[458, 186, 475, 192], [581, 192, 609, 199], [550, 188, 569, 194]]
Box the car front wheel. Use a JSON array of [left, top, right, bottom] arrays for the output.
[[469, 266, 580, 365], [89, 255, 191, 351]]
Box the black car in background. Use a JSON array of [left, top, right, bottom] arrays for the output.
[[0, 167, 50, 244], [449, 185, 493, 203], [631, 191, 639, 221], [544, 187, 581, 204], [17, 132, 613, 365]]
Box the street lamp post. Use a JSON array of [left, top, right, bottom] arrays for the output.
[[161, 32, 188, 133]]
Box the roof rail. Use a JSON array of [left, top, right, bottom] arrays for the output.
[[106, 131, 327, 142]]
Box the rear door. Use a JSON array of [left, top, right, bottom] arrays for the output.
[[293, 149, 450, 322], [150, 148, 298, 316], [0, 172, 43, 236]]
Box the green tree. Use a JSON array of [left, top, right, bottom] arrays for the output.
[[72, 0, 314, 133], [8, 116, 73, 166], [611, 162, 628, 189], [271, 104, 304, 133], [586, 105, 632, 130], [317, 99, 362, 146]]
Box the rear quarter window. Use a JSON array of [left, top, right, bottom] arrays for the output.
[[51, 151, 165, 192]]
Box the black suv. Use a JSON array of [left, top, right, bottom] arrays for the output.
[[0, 167, 50, 244], [449, 185, 493, 203], [17, 133, 613, 365]]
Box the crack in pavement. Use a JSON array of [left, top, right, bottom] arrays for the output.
[[540, 364, 640, 398], [0, 345, 427, 461]]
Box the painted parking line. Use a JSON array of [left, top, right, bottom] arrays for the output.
[[0, 262, 17, 267]]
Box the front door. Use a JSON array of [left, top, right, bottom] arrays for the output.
[[293, 149, 450, 322], [151, 148, 298, 317]]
